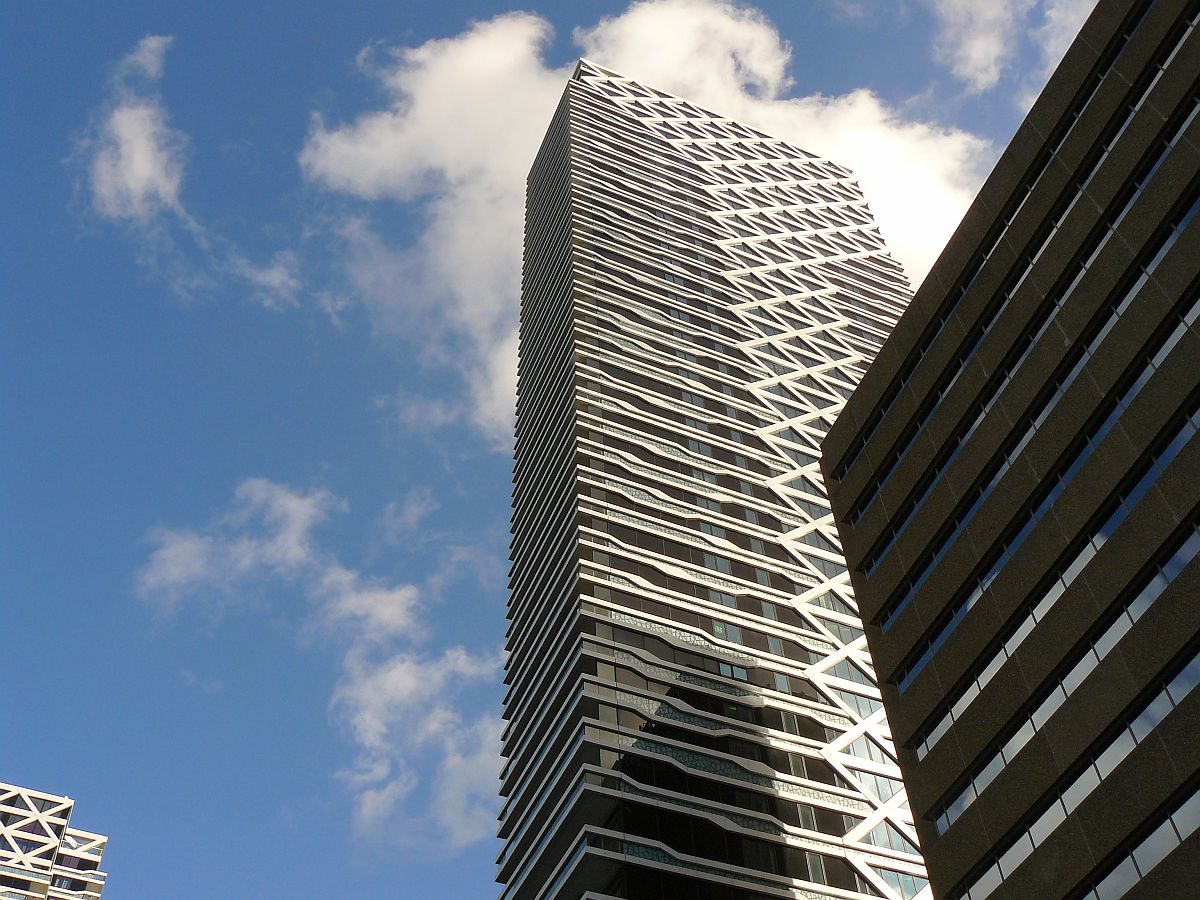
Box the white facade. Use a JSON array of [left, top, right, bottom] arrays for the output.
[[502, 61, 929, 900], [0, 783, 107, 900]]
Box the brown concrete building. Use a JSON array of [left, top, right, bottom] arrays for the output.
[[821, 1, 1200, 897]]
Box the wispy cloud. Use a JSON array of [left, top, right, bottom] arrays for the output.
[[377, 488, 440, 547], [301, 0, 993, 447], [1019, 0, 1098, 108], [921, 0, 1038, 93], [181, 668, 224, 695], [79, 35, 302, 308], [137, 478, 502, 851], [1032, 0, 1096, 67]]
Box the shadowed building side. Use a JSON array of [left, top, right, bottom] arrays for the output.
[[821, 1, 1200, 897]]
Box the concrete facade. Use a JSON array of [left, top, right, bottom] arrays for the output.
[[821, 2, 1200, 897]]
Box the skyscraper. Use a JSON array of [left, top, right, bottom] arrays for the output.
[[501, 60, 927, 900], [0, 782, 108, 899], [821, 1, 1200, 897]]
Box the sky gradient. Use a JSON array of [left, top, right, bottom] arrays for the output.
[[2, 1, 1094, 897]]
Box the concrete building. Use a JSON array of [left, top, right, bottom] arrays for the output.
[[501, 60, 928, 899], [0, 782, 108, 900], [821, 1, 1200, 897]]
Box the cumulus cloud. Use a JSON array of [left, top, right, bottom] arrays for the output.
[[922, 0, 1037, 93], [137, 478, 502, 851], [81, 36, 302, 308], [302, 16, 571, 445], [302, 0, 992, 447], [576, 0, 793, 100]]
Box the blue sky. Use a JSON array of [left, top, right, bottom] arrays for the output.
[[2, 1, 1093, 896]]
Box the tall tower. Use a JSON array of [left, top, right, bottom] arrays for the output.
[[0, 782, 108, 899], [821, 0, 1200, 897], [501, 61, 927, 900]]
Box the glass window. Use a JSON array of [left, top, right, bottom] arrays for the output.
[[1095, 728, 1136, 778], [1029, 799, 1066, 847], [1171, 790, 1200, 839], [1131, 818, 1180, 876], [1062, 765, 1101, 813], [714, 622, 742, 644], [720, 663, 748, 682], [1094, 856, 1139, 900], [709, 589, 737, 608], [703, 552, 732, 574], [998, 832, 1033, 877], [1131, 693, 1174, 741]]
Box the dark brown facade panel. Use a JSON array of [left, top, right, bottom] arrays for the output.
[[822, 1, 1200, 897]]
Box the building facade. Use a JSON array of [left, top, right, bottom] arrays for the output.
[[0, 783, 108, 900], [821, 1, 1200, 898], [501, 61, 927, 900]]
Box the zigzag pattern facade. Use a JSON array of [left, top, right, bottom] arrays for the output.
[[0, 783, 107, 900], [502, 60, 929, 900]]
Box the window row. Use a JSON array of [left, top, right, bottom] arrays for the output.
[[829, 0, 1155, 482], [932, 523, 1200, 832], [876, 145, 1200, 632], [893, 317, 1200, 694], [954, 647, 1200, 900], [917, 518, 1200, 762]]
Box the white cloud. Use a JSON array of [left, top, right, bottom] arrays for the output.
[[302, 0, 993, 448], [825, 0, 872, 20], [91, 98, 187, 222], [576, 0, 793, 101], [231, 249, 303, 310], [922, 0, 1037, 93], [1034, 0, 1096, 67], [137, 478, 341, 610], [431, 715, 505, 847], [82, 36, 303, 307], [302, 16, 571, 445], [137, 478, 501, 850], [314, 564, 423, 643], [332, 645, 500, 758], [89, 35, 188, 224], [181, 668, 224, 694], [332, 647, 502, 847], [119, 33, 174, 80], [570, 0, 992, 291]]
